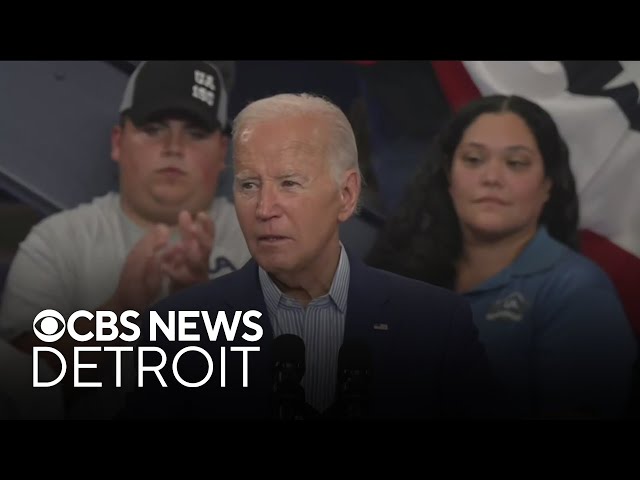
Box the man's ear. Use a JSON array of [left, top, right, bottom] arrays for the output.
[[337, 169, 361, 223], [111, 125, 123, 164], [219, 133, 230, 166]]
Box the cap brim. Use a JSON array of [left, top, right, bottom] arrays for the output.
[[126, 97, 221, 132]]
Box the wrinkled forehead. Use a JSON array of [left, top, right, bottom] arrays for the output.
[[237, 114, 328, 145], [234, 117, 330, 166], [234, 144, 329, 181]]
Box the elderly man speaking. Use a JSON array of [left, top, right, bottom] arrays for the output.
[[121, 93, 496, 420]]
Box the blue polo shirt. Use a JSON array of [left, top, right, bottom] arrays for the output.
[[463, 227, 637, 418]]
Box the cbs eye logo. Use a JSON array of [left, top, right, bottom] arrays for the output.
[[33, 309, 66, 342]]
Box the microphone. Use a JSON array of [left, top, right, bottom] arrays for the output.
[[271, 334, 315, 420], [328, 339, 372, 419]]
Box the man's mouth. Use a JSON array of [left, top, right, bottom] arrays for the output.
[[157, 167, 186, 175], [257, 235, 289, 243]]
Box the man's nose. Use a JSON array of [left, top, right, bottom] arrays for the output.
[[256, 183, 281, 220], [162, 126, 186, 156]]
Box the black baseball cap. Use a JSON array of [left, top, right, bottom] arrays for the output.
[[119, 60, 229, 133]]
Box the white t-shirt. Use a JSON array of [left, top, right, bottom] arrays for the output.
[[0, 191, 251, 418]]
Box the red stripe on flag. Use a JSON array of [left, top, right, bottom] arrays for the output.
[[580, 229, 640, 335], [431, 61, 482, 111]]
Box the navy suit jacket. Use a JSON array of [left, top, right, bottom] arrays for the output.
[[120, 250, 495, 419]]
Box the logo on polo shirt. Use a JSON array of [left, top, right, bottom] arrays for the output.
[[486, 292, 528, 322]]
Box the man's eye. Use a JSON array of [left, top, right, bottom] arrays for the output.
[[187, 127, 210, 139], [141, 123, 163, 135]]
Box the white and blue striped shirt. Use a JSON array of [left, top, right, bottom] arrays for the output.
[[258, 244, 350, 413]]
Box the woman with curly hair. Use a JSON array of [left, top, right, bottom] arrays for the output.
[[367, 94, 637, 418]]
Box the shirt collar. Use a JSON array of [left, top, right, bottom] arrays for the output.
[[510, 226, 567, 275], [466, 226, 567, 293], [258, 243, 350, 313]]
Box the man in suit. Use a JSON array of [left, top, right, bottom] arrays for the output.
[[121, 93, 495, 419]]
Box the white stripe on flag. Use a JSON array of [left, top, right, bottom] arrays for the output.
[[462, 61, 640, 259]]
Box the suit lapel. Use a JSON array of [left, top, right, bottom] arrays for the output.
[[220, 259, 274, 381], [343, 249, 391, 341]]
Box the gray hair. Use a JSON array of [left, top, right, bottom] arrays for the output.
[[232, 93, 362, 191]]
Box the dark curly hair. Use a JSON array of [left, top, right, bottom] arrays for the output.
[[366, 94, 580, 289]]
